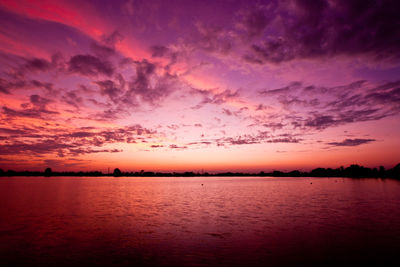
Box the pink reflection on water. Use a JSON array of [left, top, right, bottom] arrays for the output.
[[1, 177, 400, 265]]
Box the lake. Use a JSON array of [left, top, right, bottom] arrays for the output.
[[1, 176, 400, 266]]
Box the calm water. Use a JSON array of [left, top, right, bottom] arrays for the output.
[[1, 176, 400, 266]]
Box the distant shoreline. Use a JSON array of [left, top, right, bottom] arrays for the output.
[[1, 163, 399, 179]]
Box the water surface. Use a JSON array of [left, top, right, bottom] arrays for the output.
[[1, 176, 400, 266]]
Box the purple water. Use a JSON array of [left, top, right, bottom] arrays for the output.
[[1, 176, 400, 266]]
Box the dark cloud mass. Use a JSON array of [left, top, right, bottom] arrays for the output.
[[68, 54, 114, 76], [0, 78, 23, 94], [182, 0, 398, 64], [126, 60, 177, 105], [0, 78, 56, 95], [24, 58, 52, 72], [172, 0, 400, 64], [244, 0, 400, 63], [96, 80, 124, 103], [29, 94, 51, 109]]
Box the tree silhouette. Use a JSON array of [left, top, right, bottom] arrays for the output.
[[113, 168, 122, 177], [44, 168, 52, 177]]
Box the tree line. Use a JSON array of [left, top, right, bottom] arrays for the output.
[[0, 163, 399, 179]]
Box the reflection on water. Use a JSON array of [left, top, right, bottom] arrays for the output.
[[1, 176, 400, 266]]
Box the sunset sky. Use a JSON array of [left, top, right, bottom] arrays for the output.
[[0, 0, 399, 172]]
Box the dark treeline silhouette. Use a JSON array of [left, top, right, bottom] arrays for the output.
[[0, 163, 399, 179]]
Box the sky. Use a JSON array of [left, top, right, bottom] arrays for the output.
[[0, 0, 399, 172]]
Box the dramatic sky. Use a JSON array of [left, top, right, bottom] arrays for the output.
[[0, 0, 399, 172]]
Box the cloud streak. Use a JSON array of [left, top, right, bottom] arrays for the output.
[[256, 80, 400, 131], [0, 124, 157, 157], [327, 138, 376, 147]]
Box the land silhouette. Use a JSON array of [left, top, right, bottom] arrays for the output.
[[0, 163, 399, 179]]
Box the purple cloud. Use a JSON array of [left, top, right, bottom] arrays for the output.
[[194, 23, 233, 55], [96, 79, 124, 103], [90, 31, 123, 58], [257, 80, 400, 131], [68, 54, 114, 77], [260, 82, 302, 95], [327, 138, 376, 146], [169, 144, 188, 149], [29, 94, 51, 109], [238, 6, 271, 38], [213, 132, 301, 147], [192, 89, 240, 109], [150, 144, 164, 148], [150, 45, 170, 57], [91, 42, 115, 58], [0, 124, 157, 157], [0, 78, 27, 94], [62, 91, 84, 109], [243, 0, 400, 64], [125, 60, 177, 105], [2, 106, 59, 119], [24, 58, 52, 72]]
